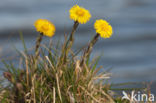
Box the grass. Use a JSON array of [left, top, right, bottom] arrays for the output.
[[0, 21, 151, 103]]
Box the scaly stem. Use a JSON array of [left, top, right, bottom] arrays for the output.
[[35, 33, 43, 60], [33, 33, 43, 73], [66, 21, 79, 49], [63, 21, 79, 64], [80, 33, 100, 66]]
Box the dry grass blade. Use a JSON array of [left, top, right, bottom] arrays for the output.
[[79, 85, 101, 103], [96, 88, 115, 103], [68, 92, 75, 103], [25, 58, 29, 86], [53, 87, 56, 103], [93, 73, 111, 80], [31, 74, 37, 103], [56, 73, 62, 103], [45, 56, 55, 70], [75, 60, 82, 80]]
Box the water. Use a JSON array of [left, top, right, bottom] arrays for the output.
[[0, 0, 156, 89]]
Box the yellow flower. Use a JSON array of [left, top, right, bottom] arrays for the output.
[[69, 5, 91, 24], [34, 19, 55, 37], [94, 19, 113, 38]]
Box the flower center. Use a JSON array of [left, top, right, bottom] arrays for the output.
[[100, 24, 108, 31], [76, 9, 84, 16], [41, 24, 49, 31]]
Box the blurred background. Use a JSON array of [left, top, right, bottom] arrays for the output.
[[0, 0, 156, 92]]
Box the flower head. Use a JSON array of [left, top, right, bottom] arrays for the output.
[[94, 19, 113, 38], [34, 19, 55, 37], [69, 5, 91, 24]]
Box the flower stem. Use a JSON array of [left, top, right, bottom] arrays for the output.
[[35, 33, 43, 60], [33, 33, 43, 73], [80, 33, 100, 66], [62, 21, 79, 64], [66, 21, 79, 48]]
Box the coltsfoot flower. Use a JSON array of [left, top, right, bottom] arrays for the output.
[[94, 19, 113, 38], [34, 19, 55, 37], [69, 5, 91, 24]]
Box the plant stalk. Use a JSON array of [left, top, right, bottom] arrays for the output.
[[63, 21, 79, 64], [35, 33, 43, 60], [80, 33, 100, 66]]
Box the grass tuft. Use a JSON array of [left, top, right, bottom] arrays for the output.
[[0, 21, 148, 103]]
